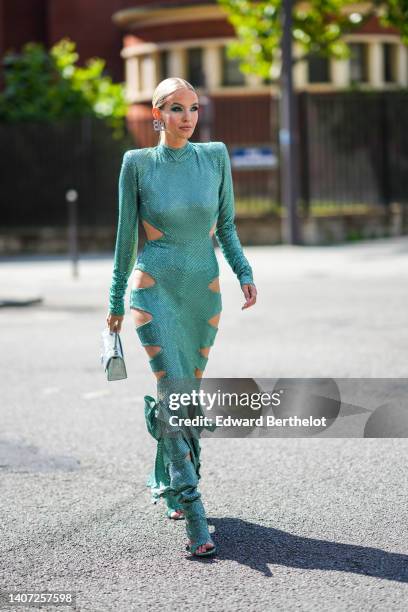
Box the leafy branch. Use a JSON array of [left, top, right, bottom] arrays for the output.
[[217, 0, 408, 81], [0, 38, 128, 138]]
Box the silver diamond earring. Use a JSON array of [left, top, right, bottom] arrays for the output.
[[153, 119, 166, 131]]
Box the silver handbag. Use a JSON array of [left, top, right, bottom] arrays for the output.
[[100, 328, 127, 381]]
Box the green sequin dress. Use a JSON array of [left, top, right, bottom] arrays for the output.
[[109, 139, 254, 510]]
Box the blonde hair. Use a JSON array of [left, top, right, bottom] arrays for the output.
[[152, 78, 197, 144]]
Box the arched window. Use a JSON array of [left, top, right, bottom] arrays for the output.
[[383, 43, 398, 83], [160, 50, 170, 81], [187, 48, 205, 87], [222, 46, 245, 85], [349, 43, 369, 83], [307, 53, 330, 83]]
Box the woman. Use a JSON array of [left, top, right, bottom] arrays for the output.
[[106, 77, 257, 557]]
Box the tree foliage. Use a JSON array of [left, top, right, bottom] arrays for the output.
[[378, 0, 408, 44], [0, 38, 128, 137], [217, 0, 408, 81]]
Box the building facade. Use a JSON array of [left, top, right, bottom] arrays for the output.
[[111, 1, 407, 147], [1, 1, 405, 103], [115, 3, 406, 96], [1, 1, 406, 151]]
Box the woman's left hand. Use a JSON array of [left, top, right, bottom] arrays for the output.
[[241, 283, 257, 310]]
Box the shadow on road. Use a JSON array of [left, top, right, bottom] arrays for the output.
[[200, 517, 408, 580]]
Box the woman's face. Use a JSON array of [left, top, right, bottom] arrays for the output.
[[153, 88, 199, 144]]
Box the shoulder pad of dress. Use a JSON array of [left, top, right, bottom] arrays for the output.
[[206, 141, 225, 151]]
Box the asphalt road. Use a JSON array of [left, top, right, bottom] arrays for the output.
[[1, 237, 408, 611]]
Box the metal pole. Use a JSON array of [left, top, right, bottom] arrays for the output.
[[279, 0, 301, 244], [66, 189, 79, 278]]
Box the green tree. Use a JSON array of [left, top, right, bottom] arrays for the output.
[[0, 38, 128, 138], [379, 0, 408, 44], [217, 0, 408, 81]]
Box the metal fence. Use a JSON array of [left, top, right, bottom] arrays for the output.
[[0, 117, 133, 227], [1, 91, 408, 230], [298, 91, 408, 213], [130, 90, 408, 217]]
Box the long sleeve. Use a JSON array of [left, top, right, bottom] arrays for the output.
[[108, 151, 139, 316], [215, 143, 254, 286]]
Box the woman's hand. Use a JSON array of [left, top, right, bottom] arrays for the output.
[[106, 312, 124, 333], [241, 283, 257, 310]]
